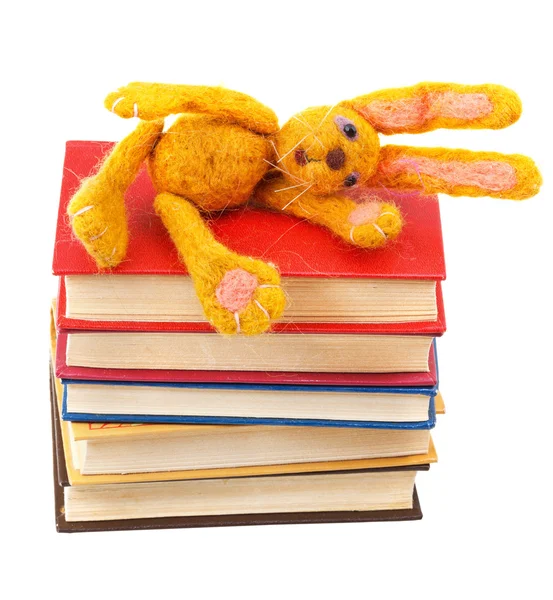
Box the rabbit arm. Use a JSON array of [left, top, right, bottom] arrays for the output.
[[105, 82, 279, 134], [342, 83, 522, 135], [254, 177, 402, 249], [369, 145, 542, 200]]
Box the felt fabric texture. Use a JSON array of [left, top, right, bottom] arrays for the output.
[[216, 269, 259, 312], [273, 105, 381, 196], [154, 192, 286, 335], [67, 119, 163, 268], [105, 82, 279, 135], [66, 81, 542, 335], [148, 114, 271, 211], [342, 82, 522, 134], [254, 176, 403, 249], [372, 145, 542, 199]]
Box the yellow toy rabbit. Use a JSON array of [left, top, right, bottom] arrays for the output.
[[68, 82, 542, 334]]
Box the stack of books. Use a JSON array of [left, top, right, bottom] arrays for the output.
[[50, 140, 446, 532]]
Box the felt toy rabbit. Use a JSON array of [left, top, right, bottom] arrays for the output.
[[68, 82, 542, 334]]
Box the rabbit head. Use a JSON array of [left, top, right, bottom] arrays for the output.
[[274, 105, 381, 195]]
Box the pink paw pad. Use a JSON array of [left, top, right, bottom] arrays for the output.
[[216, 268, 258, 312], [348, 202, 382, 225]]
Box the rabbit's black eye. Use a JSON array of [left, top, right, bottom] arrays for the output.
[[334, 115, 359, 141], [343, 124, 357, 139]]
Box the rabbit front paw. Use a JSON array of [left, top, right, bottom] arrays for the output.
[[347, 202, 403, 248]]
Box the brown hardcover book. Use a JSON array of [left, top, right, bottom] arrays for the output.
[[49, 371, 426, 532]]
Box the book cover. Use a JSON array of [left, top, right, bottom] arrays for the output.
[[54, 141, 446, 279], [56, 275, 446, 335], [69, 396, 444, 443], [55, 331, 440, 386], [50, 372, 426, 531], [50, 327, 438, 485], [51, 368, 438, 486], [61, 381, 437, 429], [49, 317, 438, 487]]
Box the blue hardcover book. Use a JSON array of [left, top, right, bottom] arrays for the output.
[[62, 378, 438, 429]]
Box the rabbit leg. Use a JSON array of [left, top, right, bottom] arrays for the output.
[[255, 178, 403, 249], [155, 192, 286, 335]]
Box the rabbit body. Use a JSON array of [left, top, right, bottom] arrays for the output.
[[149, 114, 271, 211]]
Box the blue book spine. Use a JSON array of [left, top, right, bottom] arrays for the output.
[[62, 389, 436, 430]]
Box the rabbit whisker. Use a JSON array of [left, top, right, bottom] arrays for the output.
[[293, 115, 326, 150], [292, 114, 312, 129], [316, 104, 337, 131], [269, 139, 281, 161], [312, 136, 326, 149], [274, 182, 310, 193], [282, 184, 313, 210], [263, 159, 308, 184], [305, 137, 326, 153], [277, 134, 310, 163]]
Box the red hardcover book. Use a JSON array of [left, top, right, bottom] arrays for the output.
[[55, 330, 438, 387], [56, 276, 445, 335], [53, 141, 446, 336]]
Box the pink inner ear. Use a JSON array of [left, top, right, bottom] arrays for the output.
[[380, 157, 517, 192], [361, 92, 493, 130], [429, 92, 493, 120], [359, 97, 427, 130]]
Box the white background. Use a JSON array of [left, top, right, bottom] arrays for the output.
[[2, 1, 552, 597]]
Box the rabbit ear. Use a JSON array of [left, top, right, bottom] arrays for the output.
[[368, 145, 542, 200], [342, 83, 522, 135]]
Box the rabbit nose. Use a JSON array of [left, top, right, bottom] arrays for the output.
[[326, 148, 346, 170]]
